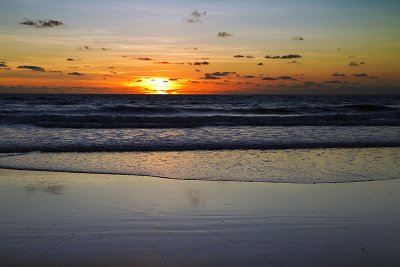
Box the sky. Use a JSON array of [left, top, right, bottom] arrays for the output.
[[0, 0, 399, 94]]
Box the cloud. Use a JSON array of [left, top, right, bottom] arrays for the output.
[[210, 72, 236, 77], [67, 58, 74, 61], [217, 32, 233, 37], [204, 73, 221, 80], [277, 76, 297, 81], [292, 35, 304, 41], [332, 73, 346, 77], [325, 80, 342, 84], [68, 72, 84, 76], [261, 77, 277, 81], [233, 55, 245, 58], [17, 65, 45, 72], [184, 10, 206, 23], [0, 62, 8, 67], [20, 19, 64, 28], [261, 76, 297, 81], [257, 63, 264, 66], [348, 61, 360, 67], [101, 48, 110, 51], [265, 54, 302, 59], [352, 73, 368, 77], [242, 75, 256, 79], [193, 61, 209, 65], [78, 46, 91, 50], [135, 57, 152, 61], [288, 61, 300, 64]]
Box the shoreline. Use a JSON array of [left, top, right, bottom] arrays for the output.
[[1, 168, 400, 266], [0, 147, 399, 183], [0, 166, 399, 185]]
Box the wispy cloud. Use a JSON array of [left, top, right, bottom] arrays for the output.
[[17, 65, 45, 72], [352, 73, 368, 77], [68, 72, 84, 76], [261, 76, 297, 81], [332, 73, 346, 77], [184, 10, 206, 23], [325, 80, 342, 84], [265, 54, 302, 59], [217, 32, 233, 38], [292, 35, 304, 41], [20, 19, 64, 28]]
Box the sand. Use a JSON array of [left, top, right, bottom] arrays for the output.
[[0, 168, 399, 267]]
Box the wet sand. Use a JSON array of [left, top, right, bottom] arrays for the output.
[[0, 168, 400, 267]]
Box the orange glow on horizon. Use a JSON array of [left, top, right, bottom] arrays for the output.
[[125, 77, 180, 94]]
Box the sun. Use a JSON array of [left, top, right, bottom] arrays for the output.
[[125, 77, 177, 94]]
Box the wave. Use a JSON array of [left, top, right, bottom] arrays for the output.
[[1, 141, 399, 153], [341, 104, 397, 112], [1, 112, 399, 128]]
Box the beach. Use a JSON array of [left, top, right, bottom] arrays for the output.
[[1, 167, 400, 267]]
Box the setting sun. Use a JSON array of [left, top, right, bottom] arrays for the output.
[[125, 77, 179, 94]]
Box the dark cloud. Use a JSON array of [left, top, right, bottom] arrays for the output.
[[277, 76, 297, 81], [242, 75, 256, 79], [17, 65, 45, 72], [246, 55, 255, 59], [325, 80, 342, 84], [352, 73, 368, 77], [48, 70, 63, 74], [265, 54, 302, 59], [288, 61, 300, 64], [257, 63, 264, 66], [193, 61, 209, 66], [101, 48, 110, 50], [20, 19, 64, 28], [135, 57, 152, 61], [348, 61, 358, 67], [292, 35, 304, 41], [233, 55, 245, 58], [204, 73, 221, 80], [332, 73, 346, 77], [261, 77, 277, 81], [68, 72, 84, 76], [210, 72, 236, 77], [184, 10, 206, 23], [303, 81, 319, 86], [67, 58, 74, 61], [217, 32, 232, 37], [261, 76, 297, 81], [79, 46, 91, 50], [359, 62, 366, 65], [0, 62, 8, 67]]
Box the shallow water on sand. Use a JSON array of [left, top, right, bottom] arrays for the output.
[[0, 147, 399, 183]]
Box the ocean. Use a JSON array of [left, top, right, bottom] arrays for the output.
[[0, 94, 399, 183]]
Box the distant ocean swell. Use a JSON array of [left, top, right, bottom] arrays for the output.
[[1, 112, 400, 128]]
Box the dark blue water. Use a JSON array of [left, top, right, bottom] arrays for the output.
[[0, 94, 399, 152]]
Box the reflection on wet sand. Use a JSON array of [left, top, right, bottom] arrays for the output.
[[186, 189, 206, 208], [25, 184, 65, 195]]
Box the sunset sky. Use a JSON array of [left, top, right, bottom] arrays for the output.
[[0, 0, 399, 94]]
